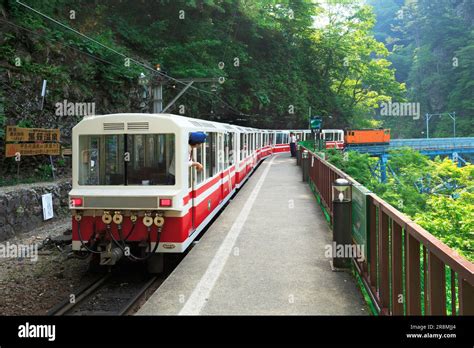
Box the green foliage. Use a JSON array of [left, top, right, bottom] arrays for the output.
[[368, 0, 474, 138], [36, 164, 53, 180], [325, 149, 378, 186], [323, 147, 474, 261], [0, 90, 5, 141], [414, 192, 474, 262], [56, 158, 66, 167], [17, 119, 33, 128], [2, 0, 406, 129]]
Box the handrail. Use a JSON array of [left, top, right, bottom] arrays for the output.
[[300, 145, 474, 315]]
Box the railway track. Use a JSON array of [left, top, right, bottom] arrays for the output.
[[47, 270, 162, 316], [47, 253, 188, 316]]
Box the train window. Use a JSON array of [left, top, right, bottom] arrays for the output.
[[78, 134, 174, 186], [228, 133, 234, 165], [275, 133, 283, 144], [218, 133, 225, 173], [78, 135, 124, 185], [205, 132, 218, 178], [127, 134, 174, 185], [105, 135, 125, 185], [325, 132, 334, 141], [224, 133, 230, 168], [205, 133, 212, 179], [240, 133, 247, 160], [269, 133, 274, 145], [195, 143, 204, 184], [79, 135, 101, 185]]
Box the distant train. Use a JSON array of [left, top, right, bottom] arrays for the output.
[[321, 129, 391, 149], [69, 113, 311, 273]]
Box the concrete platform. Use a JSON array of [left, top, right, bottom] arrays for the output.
[[137, 154, 368, 315]]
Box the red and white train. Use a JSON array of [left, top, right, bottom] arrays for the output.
[[69, 113, 310, 272]]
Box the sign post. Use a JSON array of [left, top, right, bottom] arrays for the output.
[[5, 126, 61, 180], [310, 116, 323, 150]]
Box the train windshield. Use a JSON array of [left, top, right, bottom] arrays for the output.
[[78, 134, 175, 185]]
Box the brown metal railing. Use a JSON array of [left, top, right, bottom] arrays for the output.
[[300, 147, 474, 315]]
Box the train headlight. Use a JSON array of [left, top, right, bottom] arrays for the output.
[[70, 197, 83, 208], [159, 198, 172, 207]]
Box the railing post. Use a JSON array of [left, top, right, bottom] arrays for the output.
[[459, 278, 474, 315], [378, 208, 390, 314], [391, 222, 404, 315], [428, 251, 446, 315], [406, 232, 422, 315], [331, 178, 352, 269], [302, 150, 309, 182], [297, 145, 301, 166], [368, 199, 377, 289]]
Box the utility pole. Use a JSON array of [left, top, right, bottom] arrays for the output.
[[140, 65, 220, 114], [425, 113, 432, 139], [425, 112, 456, 139], [151, 78, 164, 113], [446, 111, 456, 138], [308, 106, 311, 129]]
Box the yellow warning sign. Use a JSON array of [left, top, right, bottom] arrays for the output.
[[5, 143, 61, 157], [6, 126, 60, 143]]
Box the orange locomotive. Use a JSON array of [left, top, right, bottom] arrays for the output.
[[344, 129, 390, 145]]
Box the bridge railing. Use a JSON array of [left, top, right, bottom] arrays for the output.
[[389, 137, 474, 151], [301, 146, 474, 315]]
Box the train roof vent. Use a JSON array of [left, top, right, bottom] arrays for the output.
[[201, 122, 216, 128], [190, 121, 203, 127], [103, 122, 125, 131], [127, 122, 149, 130]]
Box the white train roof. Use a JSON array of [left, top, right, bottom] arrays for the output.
[[77, 113, 312, 133]]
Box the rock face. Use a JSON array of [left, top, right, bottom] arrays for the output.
[[0, 179, 72, 241]]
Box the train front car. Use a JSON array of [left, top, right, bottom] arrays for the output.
[[69, 113, 212, 272]]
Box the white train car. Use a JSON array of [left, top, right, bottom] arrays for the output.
[[69, 113, 308, 271]]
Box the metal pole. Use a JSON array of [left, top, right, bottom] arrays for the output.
[[453, 112, 456, 138], [161, 81, 194, 113], [152, 83, 163, 113], [308, 106, 311, 129], [425, 113, 429, 139], [40, 79, 47, 110], [380, 155, 387, 183]]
